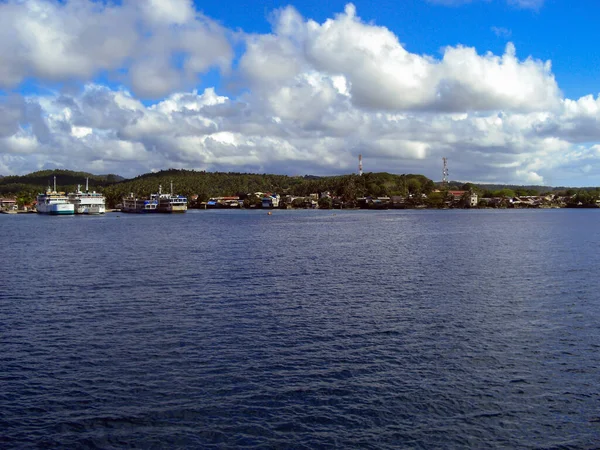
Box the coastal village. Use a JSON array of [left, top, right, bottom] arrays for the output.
[[190, 190, 575, 210], [0, 188, 586, 214], [0, 167, 597, 214]]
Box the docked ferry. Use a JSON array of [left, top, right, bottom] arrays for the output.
[[68, 179, 106, 214], [36, 177, 75, 215], [121, 194, 158, 213], [152, 183, 188, 213]]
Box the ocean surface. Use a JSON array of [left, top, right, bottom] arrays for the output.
[[1, 209, 600, 449]]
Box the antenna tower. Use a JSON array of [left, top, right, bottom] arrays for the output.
[[442, 157, 449, 186], [358, 154, 363, 176]]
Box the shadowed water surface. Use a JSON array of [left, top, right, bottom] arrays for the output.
[[1, 209, 600, 448]]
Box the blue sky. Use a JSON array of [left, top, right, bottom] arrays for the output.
[[2, 0, 600, 186]]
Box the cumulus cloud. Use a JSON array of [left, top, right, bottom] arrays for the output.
[[240, 4, 560, 113], [1, 3, 600, 186], [0, 95, 25, 138], [139, 0, 195, 25], [0, 0, 232, 97], [1, 78, 597, 186], [532, 95, 600, 143]]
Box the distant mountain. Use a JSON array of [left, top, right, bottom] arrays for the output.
[[0, 169, 125, 196], [437, 180, 571, 194]]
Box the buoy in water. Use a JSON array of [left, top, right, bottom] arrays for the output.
[[267, 211, 272, 215]]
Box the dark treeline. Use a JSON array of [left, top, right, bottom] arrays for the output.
[[445, 180, 600, 198]]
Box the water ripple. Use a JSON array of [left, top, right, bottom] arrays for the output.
[[2, 209, 600, 448]]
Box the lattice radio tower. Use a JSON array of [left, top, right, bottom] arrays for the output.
[[358, 154, 363, 176], [442, 157, 449, 186]]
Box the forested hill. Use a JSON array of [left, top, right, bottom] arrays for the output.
[[102, 169, 435, 207], [0, 170, 124, 196], [0, 168, 435, 207]]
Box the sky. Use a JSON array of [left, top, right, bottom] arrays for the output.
[[2, 0, 600, 186]]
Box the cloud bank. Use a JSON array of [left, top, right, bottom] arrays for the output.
[[0, 0, 599, 186]]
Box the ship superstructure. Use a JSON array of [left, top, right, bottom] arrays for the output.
[[68, 178, 106, 214]]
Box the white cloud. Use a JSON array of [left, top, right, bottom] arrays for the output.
[[491, 26, 512, 38], [0, 1, 136, 86], [138, 0, 195, 26], [241, 5, 559, 113], [2, 133, 39, 155], [2, 3, 600, 186], [0, 80, 587, 185], [0, 0, 233, 97], [438, 43, 559, 112], [507, 0, 545, 10]]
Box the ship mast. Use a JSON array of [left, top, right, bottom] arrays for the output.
[[85, 177, 89, 192], [53, 176, 56, 192]]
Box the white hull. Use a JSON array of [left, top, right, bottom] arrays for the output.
[[36, 202, 75, 215], [75, 204, 106, 214]]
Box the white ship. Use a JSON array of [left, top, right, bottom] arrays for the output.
[[36, 176, 75, 215], [68, 178, 106, 214], [152, 182, 188, 213]]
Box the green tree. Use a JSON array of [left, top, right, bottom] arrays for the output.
[[16, 192, 34, 208], [426, 191, 445, 208], [569, 190, 598, 207], [495, 188, 516, 198], [318, 197, 332, 209], [422, 179, 435, 194], [243, 195, 261, 208], [340, 176, 359, 202], [459, 191, 473, 208], [407, 178, 422, 196]]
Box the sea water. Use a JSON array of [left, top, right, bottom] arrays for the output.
[[1, 209, 600, 448]]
